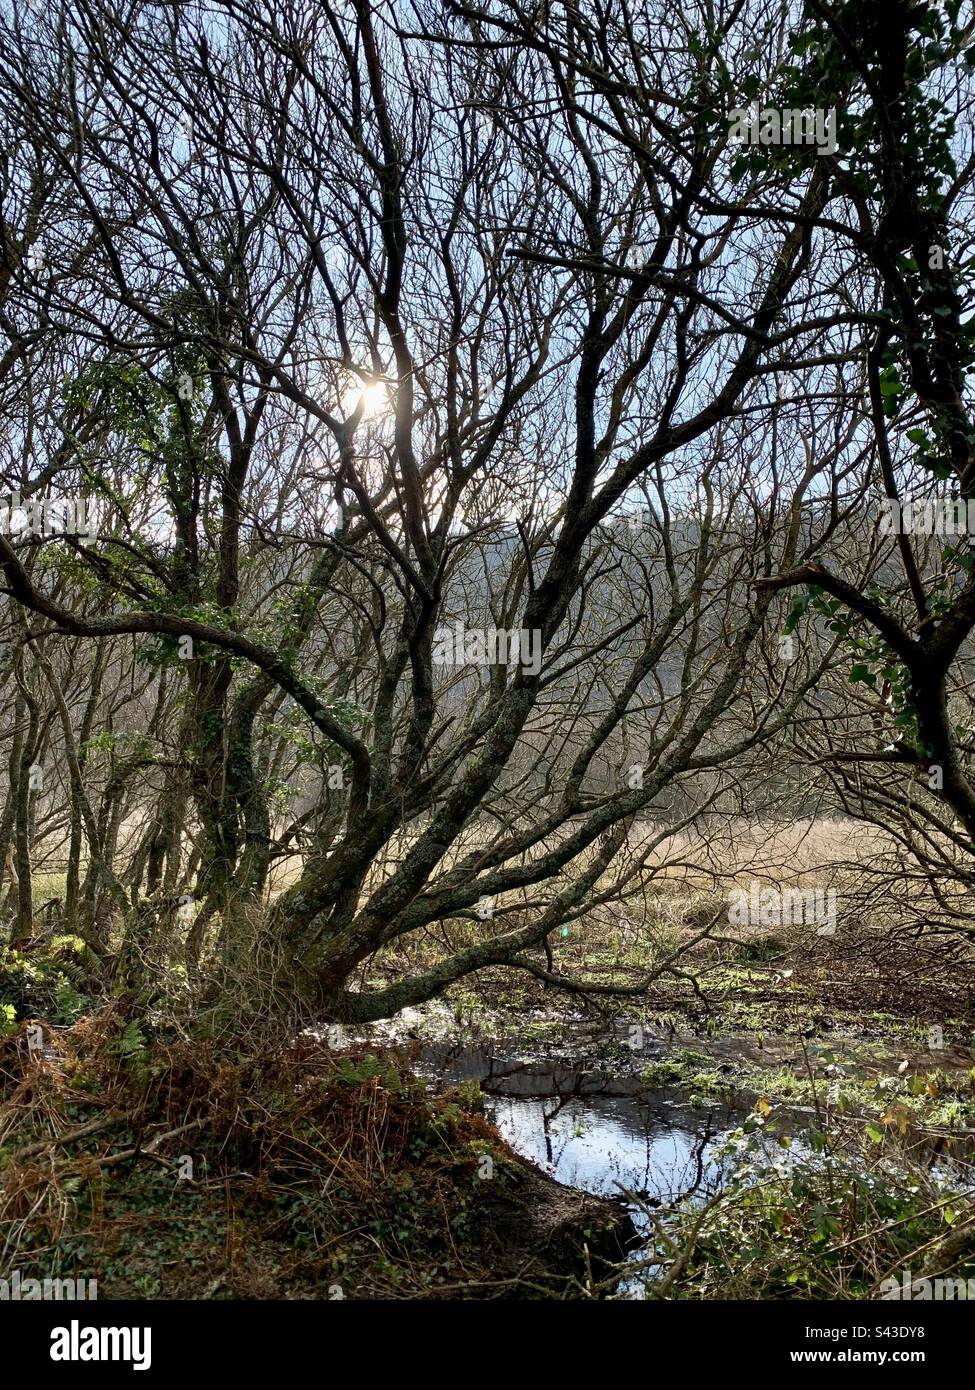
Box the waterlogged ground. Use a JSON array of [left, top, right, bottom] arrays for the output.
[[332, 1011, 793, 1278], [339, 998, 975, 1294]]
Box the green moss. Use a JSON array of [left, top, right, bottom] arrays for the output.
[[640, 1047, 720, 1088]]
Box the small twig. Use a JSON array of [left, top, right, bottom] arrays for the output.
[[12, 1113, 121, 1160]]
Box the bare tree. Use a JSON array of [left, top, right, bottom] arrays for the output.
[[0, 0, 900, 1022]]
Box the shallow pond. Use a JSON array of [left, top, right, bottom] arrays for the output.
[[417, 1040, 774, 1215], [385, 1028, 972, 1296]]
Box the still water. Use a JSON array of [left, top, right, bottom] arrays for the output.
[[417, 1041, 767, 1215]]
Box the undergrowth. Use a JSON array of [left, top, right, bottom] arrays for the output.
[[0, 1008, 627, 1299]]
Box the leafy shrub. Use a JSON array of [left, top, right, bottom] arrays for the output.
[[0, 941, 90, 1025]]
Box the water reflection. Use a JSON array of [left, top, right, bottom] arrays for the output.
[[418, 1042, 749, 1217]]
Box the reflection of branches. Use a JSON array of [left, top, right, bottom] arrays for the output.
[[621, 1188, 729, 1301], [668, 1112, 717, 1207]]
